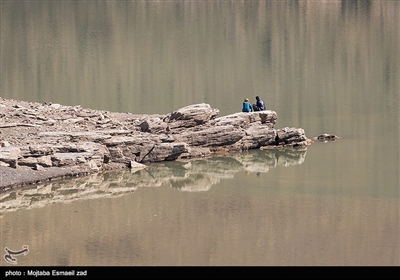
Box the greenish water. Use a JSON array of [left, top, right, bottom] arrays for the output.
[[0, 0, 398, 266]]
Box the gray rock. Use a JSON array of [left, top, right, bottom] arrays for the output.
[[142, 142, 188, 162], [0, 146, 21, 168], [276, 127, 310, 147], [176, 125, 245, 147], [19, 155, 53, 168], [0, 100, 314, 189], [139, 117, 168, 133], [241, 126, 277, 149], [166, 103, 219, 129]]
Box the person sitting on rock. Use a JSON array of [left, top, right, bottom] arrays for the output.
[[252, 96, 265, 111], [242, 98, 253, 112]]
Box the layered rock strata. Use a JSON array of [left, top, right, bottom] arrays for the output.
[[0, 98, 311, 190]]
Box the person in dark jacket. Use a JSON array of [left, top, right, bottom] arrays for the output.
[[252, 96, 265, 111], [242, 98, 253, 112]]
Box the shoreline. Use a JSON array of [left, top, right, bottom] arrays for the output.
[[1, 97, 312, 191]]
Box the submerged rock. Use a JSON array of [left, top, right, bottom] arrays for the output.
[[315, 133, 339, 142]]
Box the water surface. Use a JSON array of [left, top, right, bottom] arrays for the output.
[[0, 0, 398, 266]]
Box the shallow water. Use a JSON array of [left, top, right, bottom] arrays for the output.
[[0, 0, 399, 266], [1, 145, 398, 266]]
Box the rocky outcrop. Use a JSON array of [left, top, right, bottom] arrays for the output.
[[0, 98, 311, 190]]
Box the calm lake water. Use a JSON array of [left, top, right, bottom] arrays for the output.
[[1, 0, 399, 266]]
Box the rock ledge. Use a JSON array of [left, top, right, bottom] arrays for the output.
[[0, 98, 311, 190]]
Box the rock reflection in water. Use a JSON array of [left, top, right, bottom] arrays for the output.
[[163, 148, 306, 192], [0, 148, 306, 214]]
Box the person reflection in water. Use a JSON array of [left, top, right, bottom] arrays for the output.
[[242, 98, 253, 112], [252, 96, 266, 111]]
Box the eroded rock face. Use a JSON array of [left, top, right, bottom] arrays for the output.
[[0, 98, 311, 189], [276, 127, 309, 147], [166, 103, 219, 129]]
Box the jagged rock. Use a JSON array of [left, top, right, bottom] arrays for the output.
[[276, 127, 310, 147], [142, 142, 188, 163], [139, 117, 168, 133], [0, 98, 315, 190], [241, 126, 277, 149], [28, 145, 54, 156], [165, 103, 219, 129], [107, 147, 126, 163], [0, 146, 21, 168], [214, 111, 277, 129], [183, 147, 212, 159], [19, 155, 53, 168], [175, 125, 245, 147], [51, 153, 83, 167], [101, 136, 145, 147]]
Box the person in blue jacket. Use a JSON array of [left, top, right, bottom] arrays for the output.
[[242, 98, 253, 112], [252, 96, 266, 111]]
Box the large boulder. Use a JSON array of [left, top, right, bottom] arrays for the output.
[[165, 103, 219, 129]]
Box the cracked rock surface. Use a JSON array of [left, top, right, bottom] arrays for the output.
[[0, 98, 311, 190]]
